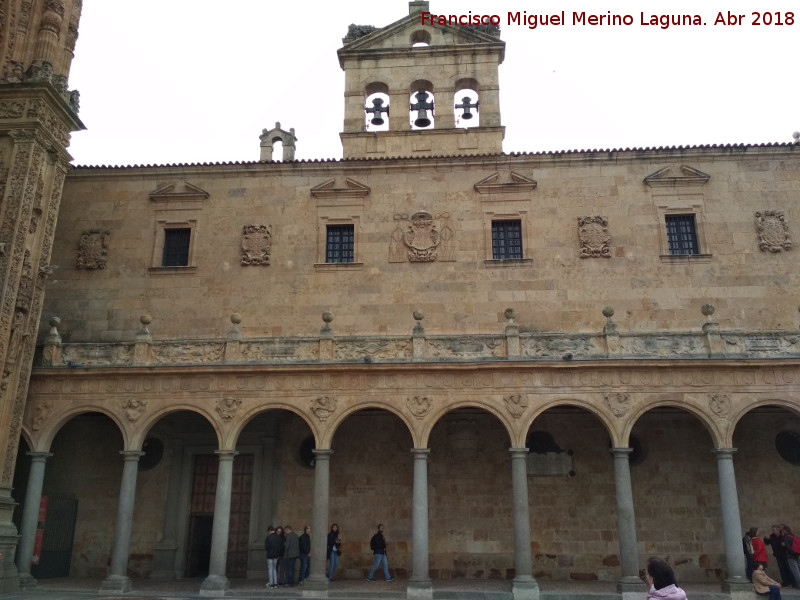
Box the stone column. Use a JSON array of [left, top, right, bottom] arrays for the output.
[[509, 448, 539, 600], [408, 448, 432, 600], [306, 449, 332, 591], [100, 450, 144, 593], [15, 452, 52, 588], [713, 448, 750, 593], [610, 447, 643, 595], [200, 450, 237, 595]]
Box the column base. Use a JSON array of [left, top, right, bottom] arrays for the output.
[[0, 493, 21, 594], [722, 578, 755, 599], [100, 574, 132, 593], [18, 573, 37, 590], [617, 576, 647, 600], [301, 574, 330, 596], [407, 578, 433, 600], [200, 573, 229, 595], [511, 576, 540, 600]]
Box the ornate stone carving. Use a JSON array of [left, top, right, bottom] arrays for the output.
[[407, 395, 433, 419], [77, 228, 109, 269], [121, 398, 148, 422], [605, 392, 631, 417], [755, 211, 791, 252], [334, 339, 411, 361], [389, 211, 454, 262], [311, 396, 337, 421], [31, 399, 53, 431], [503, 394, 528, 418], [241, 224, 272, 266], [216, 396, 242, 420], [151, 342, 225, 364], [578, 216, 611, 258], [708, 393, 731, 418], [0, 101, 25, 118]]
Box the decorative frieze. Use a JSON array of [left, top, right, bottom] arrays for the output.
[[76, 228, 109, 269], [755, 210, 791, 253]]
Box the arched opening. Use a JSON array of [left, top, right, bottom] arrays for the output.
[[526, 406, 616, 581], [630, 407, 721, 582], [409, 80, 435, 130], [365, 82, 390, 132], [271, 138, 283, 162], [454, 79, 480, 128], [428, 407, 511, 579], [410, 30, 431, 47], [329, 408, 413, 579]]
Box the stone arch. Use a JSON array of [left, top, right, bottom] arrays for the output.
[[524, 396, 617, 447], [409, 29, 431, 46], [321, 400, 415, 448], [32, 404, 127, 452], [728, 397, 800, 446], [134, 404, 220, 450], [229, 402, 318, 450], [409, 79, 435, 130], [419, 398, 512, 448], [624, 396, 723, 447], [453, 77, 480, 128]]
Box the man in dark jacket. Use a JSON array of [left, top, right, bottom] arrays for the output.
[[264, 526, 282, 588], [299, 525, 311, 583], [283, 524, 300, 586], [366, 523, 395, 582]]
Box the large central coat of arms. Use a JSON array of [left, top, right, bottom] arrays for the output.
[[389, 210, 454, 262]]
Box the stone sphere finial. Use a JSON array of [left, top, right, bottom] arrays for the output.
[[413, 309, 424, 322], [321, 311, 334, 336], [322, 311, 334, 324], [49, 316, 61, 328], [140, 314, 152, 326], [701, 304, 715, 317], [231, 313, 242, 325], [504, 308, 516, 322], [602, 306, 614, 318]]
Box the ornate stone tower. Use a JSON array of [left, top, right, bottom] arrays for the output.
[[338, 1, 505, 158], [0, 0, 84, 591]]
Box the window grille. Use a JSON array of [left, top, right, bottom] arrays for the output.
[[326, 224, 354, 263], [162, 228, 191, 266], [665, 214, 699, 255], [491, 219, 523, 260]]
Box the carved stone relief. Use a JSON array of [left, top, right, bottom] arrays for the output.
[[31, 399, 53, 431], [407, 395, 433, 419], [121, 398, 148, 422], [504, 393, 528, 418], [77, 229, 109, 269], [216, 396, 242, 420], [389, 211, 454, 262], [578, 216, 611, 258], [311, 396, 337, 421], [605, 392, 631, 417], [708, 393, 731, 418], [755, 211, 791, 252], [241, 224, 272, 266]]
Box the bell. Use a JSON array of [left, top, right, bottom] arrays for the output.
[[414, 109, 431, 128], [366, 98, 387, 126], [460, 96, 474, 120]]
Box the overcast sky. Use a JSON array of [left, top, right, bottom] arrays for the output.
[[67, 1, 799, 166]]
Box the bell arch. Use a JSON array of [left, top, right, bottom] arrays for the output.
[[409, 29, 431, 47], [364, 81, 390, 132], [453, 77, 480, 128], [409, 79, 435, 130]]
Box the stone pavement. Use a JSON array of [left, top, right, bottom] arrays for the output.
[[1, 577, 798, 600]]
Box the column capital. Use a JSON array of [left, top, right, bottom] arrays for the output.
[[214, 450, 238, 461], [120, 450, 145, 461], [411, 448, 430, 459], [508, 447, 529, 459], [25, 451, 53, 462], [312, 448, 334, 460], [712, 447, 737, 459]]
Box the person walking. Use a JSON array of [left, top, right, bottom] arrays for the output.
[[299, 525, 311, 583], [283, 524, 300, 586], [366, 523, 395, 582]]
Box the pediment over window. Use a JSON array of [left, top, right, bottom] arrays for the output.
[[474, 171, 537, 194], [644, 166, 710, 187], [310, 178, 371, 200], [149, 182, 209, 204]]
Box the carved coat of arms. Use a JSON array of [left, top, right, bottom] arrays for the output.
[[390, 211, 454, 262], [755, 211, 791, 253], [578, 216, 611, 258], [241, 224, 272, 265], [77, 229, 110, 269]]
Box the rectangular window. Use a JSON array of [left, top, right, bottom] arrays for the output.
[[491, 219, 523, 260], [162, 227, 191, 266], [665, 214, 699, 255], [325, 224, 354, 263]]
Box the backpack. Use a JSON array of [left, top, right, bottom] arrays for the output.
[[787, 533, 800, 555]]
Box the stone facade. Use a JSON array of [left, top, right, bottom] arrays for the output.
[[3, 2, 800, 599]]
